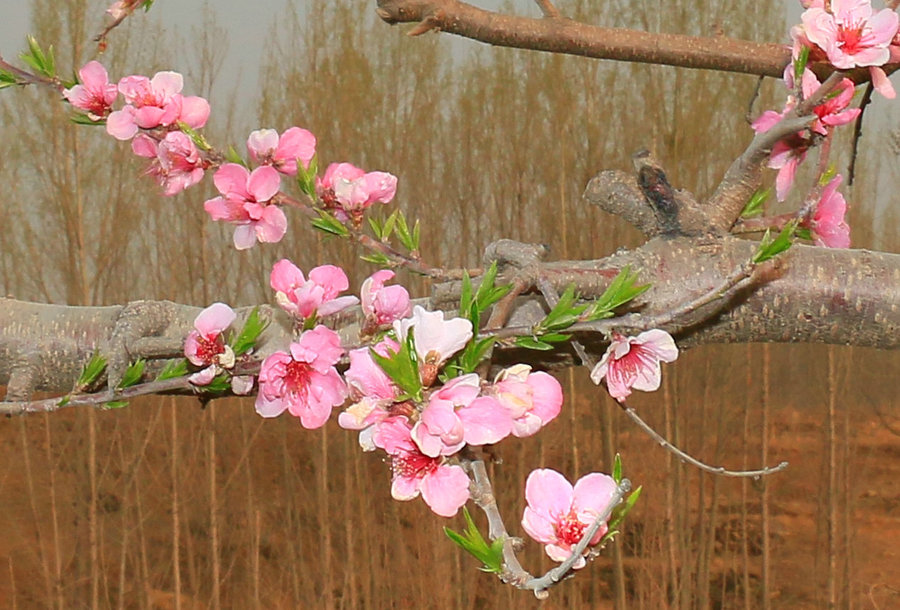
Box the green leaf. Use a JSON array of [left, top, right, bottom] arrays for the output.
[[514, 336, 555, 351], [156, 359, 189, 381], [612, 453, 623, 484], [459, 270, 475, 321], [142, 0, 155, 11], [297, 155, 318, 198], [57, 396, 70, 407], [311, 210, 350, 237], [369, 336, 423, 401], [584, 266, 650, 321], [360, 252, 392, 266], [819, 164, 838, 186], [741, 187, 770, 219], [231, 307, 268, 356], [752, 219, 798, 264], [446, 336, 496, 377], [474, 261, 511, 313], [443, 507, 504, 574], [602, 485, 642, 545], [77, 352, 108, 389], [117, 359, 146, 389], [177, 122, 211, 151], [224, 145, 245, 165], [0, 69, 19, 90], [20, 35, 55, 78], [201, 374, 232, 394], [535, 284, 587, 332], [368, 216, 384, 240], [70, 113, 105, 126], [795, 226, 813, 241], [382, 210, 398, 241], [394, 211, 419, 252], [103, 400, 129, 410], [794, 45, 809, 84]]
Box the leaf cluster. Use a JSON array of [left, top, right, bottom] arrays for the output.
[[444, 507, 505, 574]]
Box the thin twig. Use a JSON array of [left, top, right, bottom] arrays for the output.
[[848, 82, 874, 186], [523, 479, 631, 598], [534, 0, 561, 19], [538, 278, 787, 479], [465, 457, 532, 585], [617, 404, 788, 478]]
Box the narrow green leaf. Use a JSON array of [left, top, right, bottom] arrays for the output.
[[585, 266, 650, 321], [202, 375, 232, 394], [459, 270, 474, 320], [368, 216, 384, 240], [70, 113, 105, 125], [156, 359, 189, 381], [443, 507, 504, 574], [77, 352, 108, 388], [794, 45, 809, 84], [514, 336, 554, 351], [612, 453, 623, 484], [311, 210, 350, 237], [225, 145, 245, 165], [382, 210, 398, 240], [231, 307, 268, 356], [177, 122, 210, 151], [753, 219, 798, 264], [57, 396, 70, 407], [142, 0, 155, 11], [795, 226, 813, 241], [369, 339, 422, 401], [297, 155, 318, 198], [395, 211, 413, 251], [360, 252, 392, 266], [118, 359, 146, 389], [103, 400, 129, 410], [741, 187, 770, 219]]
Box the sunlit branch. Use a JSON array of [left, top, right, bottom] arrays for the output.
[[533, 0, 560, 19]]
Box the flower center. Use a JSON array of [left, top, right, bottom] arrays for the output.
[[194, 334, 225, 364], [836, 22, 868, 54], [284, 360, 313, 395], [392, 448, 440, 479], [554, 510, 588, 546]]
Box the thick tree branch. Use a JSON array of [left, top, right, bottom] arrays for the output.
[[374, 0, 897, 83]]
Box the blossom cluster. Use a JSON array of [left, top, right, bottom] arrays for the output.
[[63, 61, 398, 251], [749, 0, 899, 248]]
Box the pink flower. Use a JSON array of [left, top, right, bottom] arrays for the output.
[[392, 306, 473, 387], [184, 302, 236, 385], [411, 374, 512, 457], [767, 135, 811, 202], [808, 174, 851, 248], [316, 162, 398, 223], [522, 469, 617, 569], [106, 71, 210, 140], [255, 326, 347, 428], [204, 163, 286, 249], [373, 417, 471, 518], [489, 364, 563, 438], [801, 0, 899, 70], [132, 132, 206, 196], [360, 270, 412, 328], [247, 127, 317, 175], [338, 340, 405, 450], [590, 329, 678, 402], [808, 76, 861, 135], [270, 259, 359, 320], [63, 61, 118, 120]]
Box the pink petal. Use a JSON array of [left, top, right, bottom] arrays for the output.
[[106, 108, 137, 140], [193, 302, 236, 336], [308, 264, 351, 295], [247, 129, 278, 160], [232, 225, 257, 250], [270, 259, 306, 294], [870, 66, 896, 99], [179, 95, 210, 128], [254, 205, 287, 244], [255, 393, 287, 418], [131, 133, 158, 158], [457, 396, 513, 446], [527, 372, 563, 424], [149, 70, 183, 97], [247, 166, 281, 202], [572, 473, 617, 516], [525, 469, 574, 522], [420, 464, 470, 517], [522, 506, 557, 543], [391, 473, 421, 501], [213, 163, 251, 198]]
